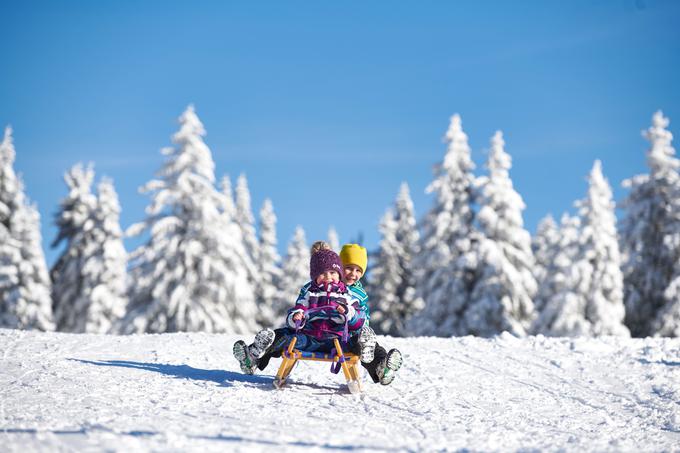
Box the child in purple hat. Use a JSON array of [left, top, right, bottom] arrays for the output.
[[233, 244, 367, 374]]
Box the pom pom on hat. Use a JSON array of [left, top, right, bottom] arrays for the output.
[[340, 244, 368, 273]]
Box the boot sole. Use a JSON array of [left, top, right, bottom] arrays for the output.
[[250, 328, 276, 359], [233, 340, 256, 375], [380, 349, 403, 385]]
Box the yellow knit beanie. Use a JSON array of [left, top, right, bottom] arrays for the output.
[[340, 244, 368, 273]]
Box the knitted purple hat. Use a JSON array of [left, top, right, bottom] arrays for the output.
[[310, 249, 344, 281]]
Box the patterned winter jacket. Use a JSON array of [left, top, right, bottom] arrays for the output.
[[348, 280, 370, 324], [295, 280, 370, 324], [287, 280, 366, 340]]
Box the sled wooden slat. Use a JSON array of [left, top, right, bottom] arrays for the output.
[[273, 337, 362, 393]]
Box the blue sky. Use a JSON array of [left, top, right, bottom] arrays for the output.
[[2, 0, 679, 266]]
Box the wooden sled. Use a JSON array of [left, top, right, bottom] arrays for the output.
[[273, 337, 362, 394]]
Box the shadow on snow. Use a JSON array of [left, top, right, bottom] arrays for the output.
[[637, 358, 680, 367], [69, 358, 272, 387], [70, 358, 354, 394], [1, 427, 401, 451]]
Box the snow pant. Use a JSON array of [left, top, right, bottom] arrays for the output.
[[364, 343, 387, 384], [258, 327, 388, 384]]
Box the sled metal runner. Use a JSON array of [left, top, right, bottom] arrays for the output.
[[273, 337, 362, 394]]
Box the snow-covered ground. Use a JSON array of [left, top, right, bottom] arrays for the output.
[[1, 329, 679, 452]]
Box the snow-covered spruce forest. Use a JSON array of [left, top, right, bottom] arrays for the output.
[[2, 106, 680, 340]]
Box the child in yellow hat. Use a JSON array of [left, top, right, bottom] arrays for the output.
[[340, 243, 403, 386]]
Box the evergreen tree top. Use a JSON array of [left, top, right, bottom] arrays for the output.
[[1, 126, 15, 165], [236, 174, 255, 222], [395, 182, 419, 244], [96, 178, 123, 235], [444, 114, 466, 144], [65, 164, 95, 198], [487, 131, 512, 179], [259, 198, 279, 255], [582, 160, 614, 212], [536, 214, 558, 233], [260, 198, 275, 220], [173, 104, 206, 141], [160, 104, 215, 185], [440, 114, 474, 174], [590, 159, 604, 183], [397, 182, 413, 210], [327, 226, 339, 252], [0, 126, 23, 225], [97, 178, 121, 214], [287, 226, 309, 260], [577, 160, 619, 251], [645, 110, 677, 175], [51, 163, 97, 249]]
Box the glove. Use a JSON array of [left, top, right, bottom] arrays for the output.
[[345, 303, 356, 321], [287, 309, 305, 329]]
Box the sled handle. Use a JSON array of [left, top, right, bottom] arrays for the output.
[[287, 336, 298, 355]]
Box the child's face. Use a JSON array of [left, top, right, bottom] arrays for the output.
[[316, 270, 340, 285], [343, 264, 363, 286]]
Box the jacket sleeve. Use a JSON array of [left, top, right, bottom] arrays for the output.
[[348, 283, 370, 323], [295, 282, 311, 305], [345, 295, 366, 332], [286, 306, 306, 329], [287, 288, 310, 328]]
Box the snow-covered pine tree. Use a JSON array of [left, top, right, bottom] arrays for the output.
[[571, 160, 629, 336], [121, 105, 258, 334], [51, 165, 126, 333], [0, 126, 54, 330], [51, 164, 98, 332], [10, 201, 54, 330], [531, 214, 585, 336], [465, 131, 536, 337], [255, 198, 282, 327], [531, 214, 560, 315], [650, 116, 680, 337], [369, 183, 423, 336], [657, 279, 680, 337], [408, 114, 478, 337], [87, 178, 128, 333], [369, 209, 401, 333], [620, 111, 680, 337], [218, 172, 262, 326], [219, 175, 236, 220], [235, 173, 259, 268], [274, 226, 310, 320], [327, 227, 339, 252], [392, 183, 424, 332]]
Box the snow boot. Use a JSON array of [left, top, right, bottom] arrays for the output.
[[233, 340, 258, 375], [249, 328, 276, 359], [357, 326, 377, 364], [377, 348, 403, 385]]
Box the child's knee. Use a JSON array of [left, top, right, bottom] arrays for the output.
[[293, 334, 314, 350]]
